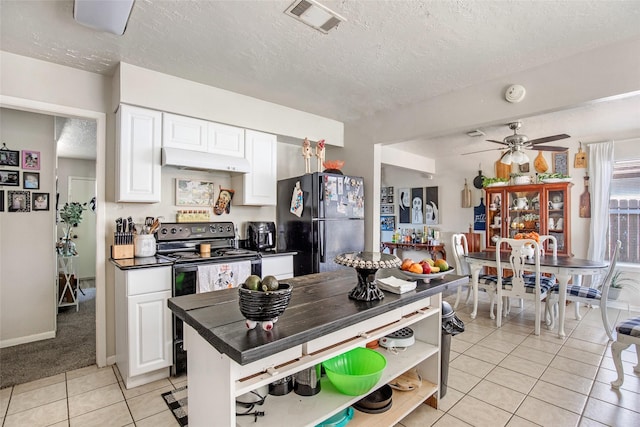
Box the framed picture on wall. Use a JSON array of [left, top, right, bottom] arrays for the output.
[[553, 151, 569, 175], [22, 150, 40, 170], [425, 186, 439, 225], [8, 190, 30, 212], [411, 187, 424, 224], [33, 192, 50, 211], [0, 170, 19, 186], [398, 187, 410, 224], [380, 204, 394, 215], [23, 171, 40, 189], [380, 215, 395, 231], [0, 149, 20, 167], [175, 178, 215, 206]]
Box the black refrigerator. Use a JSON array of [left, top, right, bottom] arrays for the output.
[[277, 173, 365, 276]]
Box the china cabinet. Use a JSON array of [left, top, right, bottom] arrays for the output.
[[484, 182, 572, 256]]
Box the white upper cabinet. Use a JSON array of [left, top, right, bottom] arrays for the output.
[[162, 113, 209, 151], [116, 105, 162, 203], [232, 130, 277, 205], [208, 122, 245, 158]]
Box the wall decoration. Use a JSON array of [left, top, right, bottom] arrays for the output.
[[23, 171, 40, 189], [33, 192, 50, 211], [0, 146, 20, 167], [380, 204, 394, 215], [411, 187, 424, 224], [425, 186, 439, 225], [398, 187, 410, 224], [552, 151, 569, 175], [380, 215, 395, 231], [22, 150, 40, 170], [0, 190, 4, 211], [474, 197, 486, 231], [380, 186, 394, 204], [175, 178, 215, 206], [8, 190, 30, 212], [213, 186, 235, 215], [519, 162, 530, 173], [574, 142, 587, 168], [0, 170, 19, 186]]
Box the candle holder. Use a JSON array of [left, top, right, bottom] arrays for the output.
[[334, 252, 402, 301]]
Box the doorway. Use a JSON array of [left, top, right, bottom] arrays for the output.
[[0, 95, 107, 369]]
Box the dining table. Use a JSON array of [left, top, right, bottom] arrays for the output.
[[465, 251, 608, 338]]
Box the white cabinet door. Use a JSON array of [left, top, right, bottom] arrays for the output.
[[261, 255, 294, 280], [208, 122, 245, 158], [127, 289, 172, 377], [116, 105, 162, 202], [162, 113, 209, 151], [232, 130, 277, 205]]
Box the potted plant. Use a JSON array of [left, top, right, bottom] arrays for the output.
[[608, 270, 637, 300], [58, 202, 87, 256]]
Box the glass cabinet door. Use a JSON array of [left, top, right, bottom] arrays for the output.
[[545, 185, 569, 254], [486, 189, 505, 250], [507, 188, 541, 239]]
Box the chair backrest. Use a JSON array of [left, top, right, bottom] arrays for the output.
[[451, 233, 470, 276], [538, 234, 558, 258], [599, 240, 622, 300], [496, 238, 541, 297]]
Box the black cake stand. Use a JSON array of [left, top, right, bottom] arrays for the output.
[[334, 252, 402, 302]]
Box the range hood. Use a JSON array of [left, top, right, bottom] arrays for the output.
[[161, 147, 250, 174]]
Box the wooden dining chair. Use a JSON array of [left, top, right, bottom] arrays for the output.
[[611, 316, 640, 389], [547, 240, 622, 340], [451, 233, 500, 318], [496, 238, 556, 335]]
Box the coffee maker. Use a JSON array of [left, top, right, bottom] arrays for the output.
[[246, 222, 276, 252]]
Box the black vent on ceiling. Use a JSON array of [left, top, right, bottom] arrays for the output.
[[321, 17, 341, 32], [290, 0, 312, 17]]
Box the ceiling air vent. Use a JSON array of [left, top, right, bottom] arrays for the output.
[[285, 0, 346, 34]]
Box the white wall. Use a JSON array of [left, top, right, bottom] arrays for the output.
[[0, 108, 57, 346]]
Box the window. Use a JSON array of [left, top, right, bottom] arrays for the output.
[[609, 159, 640, 264]]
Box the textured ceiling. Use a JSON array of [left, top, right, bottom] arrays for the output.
[[1, 0, 640, 159]]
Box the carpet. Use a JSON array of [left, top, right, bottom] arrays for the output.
[[0, 284, 96, 389], [162, 386, 189, 426]]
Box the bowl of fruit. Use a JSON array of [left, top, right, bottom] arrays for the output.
[[239, 275, 292, 330], [398, 258, 455, 283]]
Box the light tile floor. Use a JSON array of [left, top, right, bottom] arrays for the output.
[[1, 293, 638, 427]]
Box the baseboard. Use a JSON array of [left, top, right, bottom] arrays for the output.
[[0, 330, 56, 348], [106, 355, 117, 366]]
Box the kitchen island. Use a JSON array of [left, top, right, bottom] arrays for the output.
[[168, 269, 465, 426]]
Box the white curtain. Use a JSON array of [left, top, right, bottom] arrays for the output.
[[587, 141, 615, 263]]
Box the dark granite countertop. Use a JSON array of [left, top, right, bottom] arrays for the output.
[[110, 255, 174, 270], [168, 269, 466, 366]]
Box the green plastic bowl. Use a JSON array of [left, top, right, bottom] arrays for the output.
[[322, 347, 387, 396]]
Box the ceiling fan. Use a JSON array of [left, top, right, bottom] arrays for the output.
[[464, 121, 570, 165]]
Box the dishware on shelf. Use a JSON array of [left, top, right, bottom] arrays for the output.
[[322, 347, 387, 396]]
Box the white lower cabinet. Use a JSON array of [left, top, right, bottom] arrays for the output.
[[185, 293, 442, 426], [115, 266, 172, 389], [232, 129, 277, 205], [261, 255, 294, 280]]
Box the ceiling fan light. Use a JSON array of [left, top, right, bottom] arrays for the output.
[[511, 150, 524, 164], [500, 152, 513, 165], [519, 152, 530, 165]]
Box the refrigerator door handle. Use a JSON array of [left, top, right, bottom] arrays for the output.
[[319, 220, 326, 263]]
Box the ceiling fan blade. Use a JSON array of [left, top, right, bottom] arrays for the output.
[[463, 147, 504, 155], [528, 134, 571, 145], [486, 139, 510, 146], [530, 145, 568, 152]]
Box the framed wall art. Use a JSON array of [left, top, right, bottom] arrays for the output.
[[380, 215, 395, 231], [0, 148, 20, 167], [22, 150, 40, 170], [33, 192, 50, 211], [175, 178, 215, 206], [398, 187, 410, 224], [23, 171, 40, 189], [8, 190, 30, 212], [411, 187, 424, 224], [0, 170, 19, 186], [553, 151, 569, 175], [425, 186, 440, 225], [380, 204, 394, 215]]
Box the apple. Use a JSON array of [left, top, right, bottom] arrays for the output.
[[420, 261, 431, 274]]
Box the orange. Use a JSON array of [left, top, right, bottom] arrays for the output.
[[401, 258, 414, 271], [409, 263, 423, 274]]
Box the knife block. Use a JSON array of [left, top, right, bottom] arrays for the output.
[[111, 244, 134, 260]]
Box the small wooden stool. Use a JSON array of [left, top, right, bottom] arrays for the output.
[[610, 316, 640, 389]]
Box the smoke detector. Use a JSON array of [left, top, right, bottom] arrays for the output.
[[505, 84, 526, 103], [285, 0, 346, 34]]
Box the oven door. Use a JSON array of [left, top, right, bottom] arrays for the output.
[[171, 257, 261, 376]]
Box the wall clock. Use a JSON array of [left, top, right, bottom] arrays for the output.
[[552, 152, 569, 175]]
